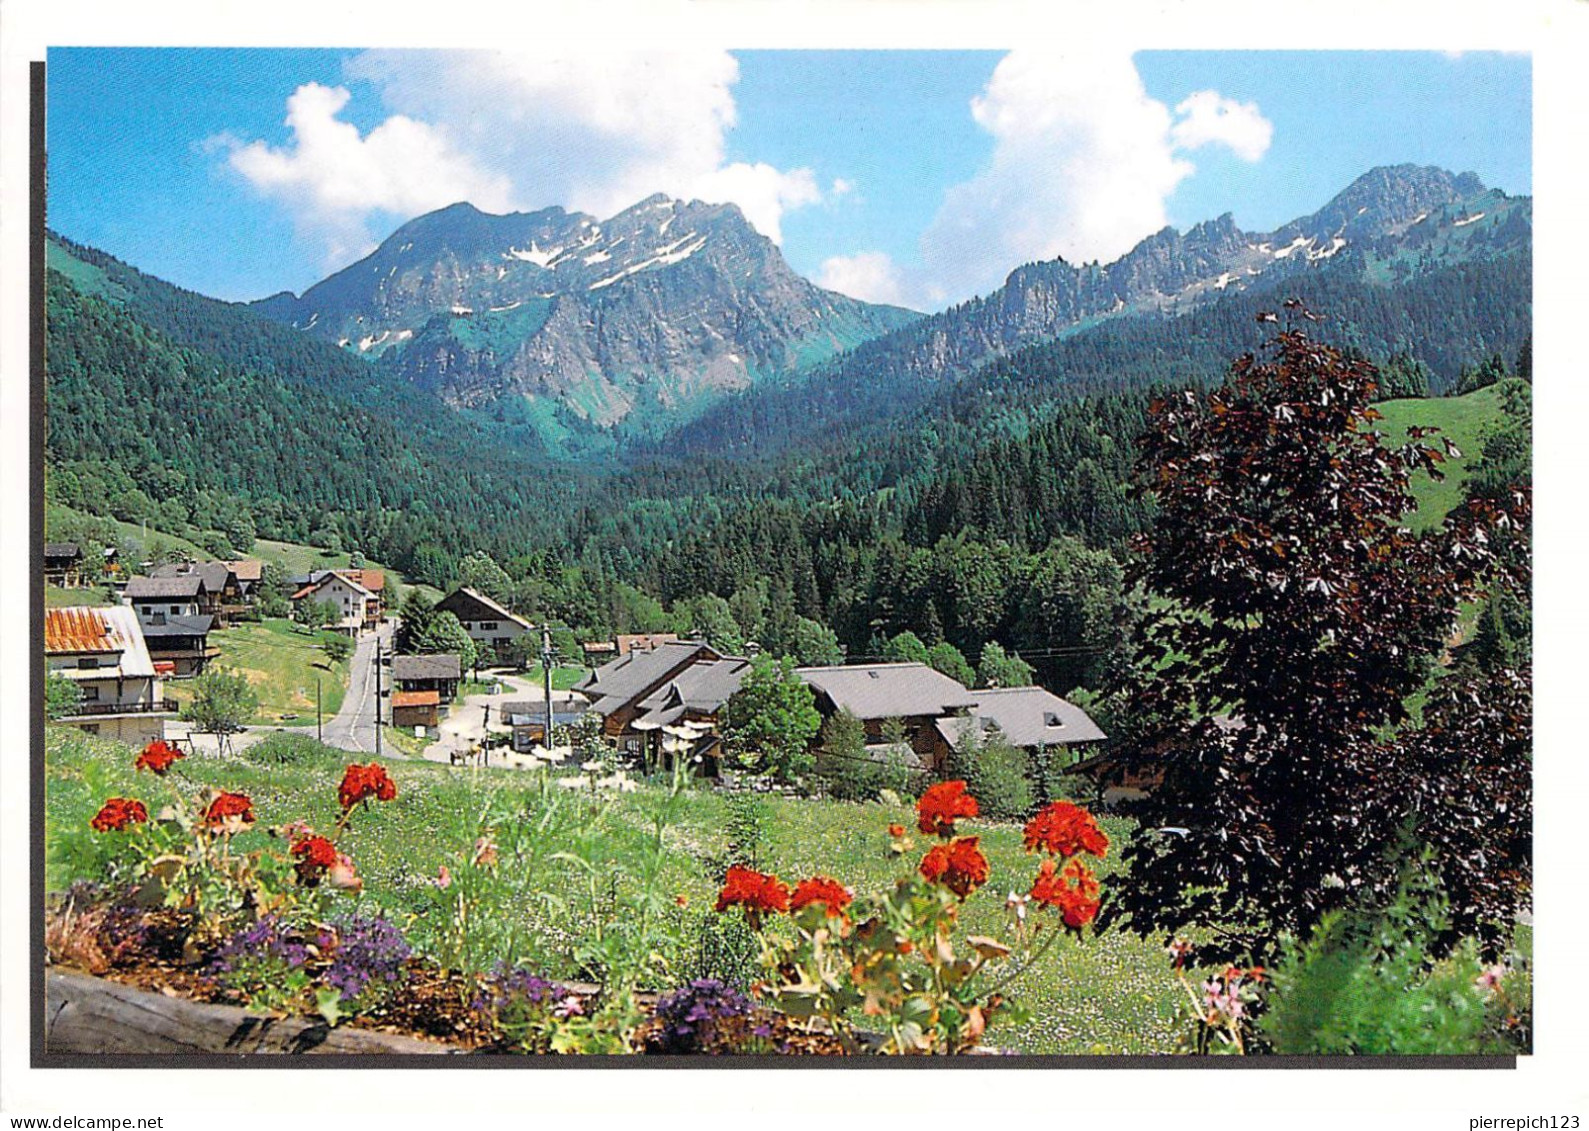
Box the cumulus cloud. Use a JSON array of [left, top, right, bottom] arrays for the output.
[[1170, 90, 1273, 162], [817, 251, 907, 307], [217, 50, 827, 271], [906, 50, 1273, 306]]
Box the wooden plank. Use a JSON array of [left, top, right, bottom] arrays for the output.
[[45, 969, 460, 1055]]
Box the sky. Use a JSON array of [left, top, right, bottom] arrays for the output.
[[46, 49, 1530, 311]]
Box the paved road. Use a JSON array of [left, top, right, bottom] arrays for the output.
[[319, 623, 393, 756]]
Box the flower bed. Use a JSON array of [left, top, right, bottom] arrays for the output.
[[47, 737, 1128, 1055]]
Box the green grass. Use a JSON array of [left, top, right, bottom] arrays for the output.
[[165, 618, 350, 725], [1372, 385, 1506, 530], [44, 586, 113, 608], [511, 663, 589, 691], [44, 727, 1190, 1054]]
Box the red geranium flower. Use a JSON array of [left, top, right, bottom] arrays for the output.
[[134, 739, 184, 776], [919, 836, 990, 899], [715, 865, 791, 918], [789, 875, 853, 918], [290, 834, 338, 886], [203, 791, 255, 833], [917, 780, 979, 837], [91, 797, 148, 832], [887, 824, 906, 839], [1022, 800, 1109, 859], [1030, 856, 1101, 931], [337, 763, 398, 810]]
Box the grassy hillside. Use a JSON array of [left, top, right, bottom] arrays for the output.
[[1373, 385, 1507, 530], [163, 617, 351, 724], [44, 726, 1191, 1055]]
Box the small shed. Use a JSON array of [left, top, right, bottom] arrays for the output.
[[391, 653, 462, 702], [391, 690, 441, 731]]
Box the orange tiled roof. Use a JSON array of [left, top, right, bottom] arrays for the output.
[[225, 559, 264, 582], [350, 569, 385, 592], [392, 690, 440, 708], [44, 607, 122, 654]]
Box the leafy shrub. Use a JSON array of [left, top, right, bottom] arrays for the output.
[[949, 725, 1034, 820], [1259, 858, 1524, 1055], [243, 731, 345, 766], [675, 908, 760, 992]]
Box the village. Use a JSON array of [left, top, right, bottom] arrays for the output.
[[43, 540, 1121, 800]]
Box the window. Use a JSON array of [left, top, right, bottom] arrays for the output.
[[170, 605, 182, 615], [150, 612, 166, 626], [82, 724, 99, 735], [81, 685, 100, 701], [481, 621, 499, 631], [77, 657, 98, 670]]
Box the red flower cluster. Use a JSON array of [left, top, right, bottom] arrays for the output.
[[919, 836, 990, 899], [338, 763, 397, 810], [715, 865, 791, 917], [91, 797, 148, 832], [917, 780, 979, 837], [1022, 800, 1109, 859], [290, 834, 338, 886], [789, 875, 853, 918], [134, 739, 184, 776], [203, 791, 255, 832], [1030, 857, 1101, 931]]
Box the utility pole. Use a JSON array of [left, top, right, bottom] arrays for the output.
[[374, 634, 383, 758], [316, 676, 323, 744], [541, 627, 554, 753]]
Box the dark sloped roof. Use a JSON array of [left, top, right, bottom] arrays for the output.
[[44, 542, 82, 560], [138, 614, 215, 638], [151, 560, 234, 592], [796, 663, 978, 719], [392, 653, 462, 680], [126, 574, 206, 599], [577, 640, 722, 704], [636, 657, 750, 714]]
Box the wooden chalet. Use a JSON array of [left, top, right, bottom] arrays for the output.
[[796, 663, 982, 776], [574, 640, 748, 767], [151, 561, 240, 625], [391, 653, 462, 703], [934, 686, 1107, 762], [44, 542, 86, 588], [434, 588, 532, 653]]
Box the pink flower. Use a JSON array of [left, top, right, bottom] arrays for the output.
[[435, 864, 452, 889], [327, 852, 362, 892], [1475, 964, 1508, 994], [554, 994, 585, 1020]]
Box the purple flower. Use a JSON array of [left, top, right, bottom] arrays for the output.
[[651, 978, 754, 1054], [324, 914, 410, 1003]]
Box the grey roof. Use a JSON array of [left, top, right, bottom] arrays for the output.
[[936, 686, 1107, 750], [796, 663, 979, 720], [392, 653, 462, 681], [576, 640, 721, 703], [498, 699, 591, 728], [138, 614, 215, 638], [152, 560, 234, 592], [44, 542, 82, 559], [126, 574, 206, 600], [636, 657, 751, 715]]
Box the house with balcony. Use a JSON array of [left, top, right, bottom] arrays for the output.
[[434, 587, 532, 654], [45, 605, 176, 745], [291, 570, 381, 635]]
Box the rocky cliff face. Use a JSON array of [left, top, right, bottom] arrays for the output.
[[251, 195, 919, 428]]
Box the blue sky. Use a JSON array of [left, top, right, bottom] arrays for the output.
[[47, 49, 1529, 310]]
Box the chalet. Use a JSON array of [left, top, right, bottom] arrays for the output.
[[291, 570, 380, 635], [391, 653, 462, 703], [391, 690, 441, 733], [616, 633, 679, 657], [575, 640, 745, 762], [434, 587, 532, 652], [125, 574, 208, 626], [797, 663, 981, 776], [222, 559, 265, 604], [139, 614, 219, 678], [45, 605, 175, 745], [44, 542, 85, 588], [934, 686, 1107, 763], [151, 561, 240, 624]]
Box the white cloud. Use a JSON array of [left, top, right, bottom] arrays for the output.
[[910, 50, 1273, 306], [217, 51, 828, 272], [816, 251, 907, 307], [1170, 90, 1273, 162]]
